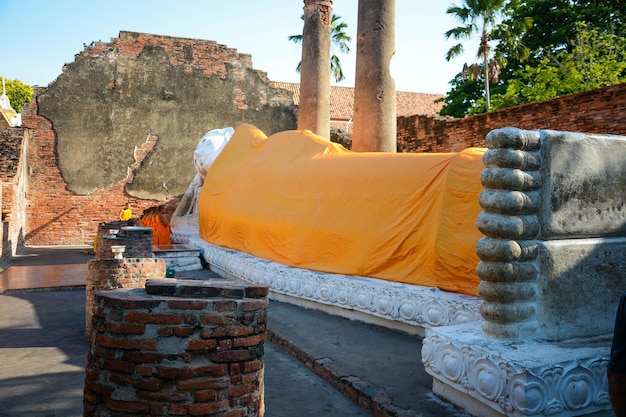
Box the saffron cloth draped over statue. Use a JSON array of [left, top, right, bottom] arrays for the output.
[[198, 124, 486, 296]]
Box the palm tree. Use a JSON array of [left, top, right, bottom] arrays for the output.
[[444, 0, 507, 112], [289, 13, 352, 83]]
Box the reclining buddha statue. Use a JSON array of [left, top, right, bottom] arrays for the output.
[[173, 124, 486, 296]]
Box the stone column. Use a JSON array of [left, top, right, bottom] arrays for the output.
[[298, 0, 332, 139], [352, 0, 397, 152]]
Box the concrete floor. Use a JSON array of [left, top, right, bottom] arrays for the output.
[[0, 246, 471, 417]]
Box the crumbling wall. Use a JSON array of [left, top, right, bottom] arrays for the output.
[[38, 31, 296, 200], [0, 127, 29, 258]]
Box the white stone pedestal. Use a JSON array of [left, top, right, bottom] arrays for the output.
[[153, 244, 202, 271], [422, 323, 613, 417]]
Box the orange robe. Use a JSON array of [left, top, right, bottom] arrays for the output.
[[153, 214, 171, 246], [198, 124, 486, 296]]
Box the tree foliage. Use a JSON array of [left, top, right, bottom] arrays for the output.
[[444, 0, 508, 112], [437, 74, 483, 117], [289, 13, 352, 83], [2, 77, 33, 113], [439, 0, 626, 117], [491, 23, 626, 107]]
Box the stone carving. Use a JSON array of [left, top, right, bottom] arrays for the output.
[[422, 324, 612, 417], [476, 127, 542, 340], [423, 127, 626, 417], [177, 234, 481, 333], [476, 127, 626, 342]]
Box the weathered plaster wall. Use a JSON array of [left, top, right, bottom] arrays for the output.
[[38, 31, 296, 200], [20, 98, 163, 245]]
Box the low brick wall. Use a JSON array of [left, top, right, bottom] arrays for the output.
[[85, 258, 167, 337], [84, 278, 269, 417]]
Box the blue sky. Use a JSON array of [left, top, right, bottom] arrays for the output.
[[1, 0, 465, 94]]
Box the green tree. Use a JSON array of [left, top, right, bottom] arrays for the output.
[[502, 0, 625, 64], [2, 77, 33, 113], [444, 0, 509, 112], [288, 13, 352, 83], [437, 73, 483, 118], [490, 23, 626, 108], [440, 0, 626, 116]]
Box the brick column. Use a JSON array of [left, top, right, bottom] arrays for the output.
[[96, 222, 153, 260], [84, 279, 269, 417], [85, 258, 167, 337]]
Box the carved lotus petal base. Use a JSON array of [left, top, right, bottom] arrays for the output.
[[180, 233, 482, 334], [422, 324, 612, 417]]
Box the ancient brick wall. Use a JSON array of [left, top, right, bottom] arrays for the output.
[[397, 83, 626, 152], [20, 97, 163, 245], [0, 127, 30, 259], [85, 279, 268, 416]]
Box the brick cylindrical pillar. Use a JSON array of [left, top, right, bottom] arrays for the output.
[[84, 278, 269, 417], [85, 258, 167, 337], [97, 222, 153, 260]]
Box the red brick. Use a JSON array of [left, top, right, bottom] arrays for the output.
[[102, 359, 136, 374], [187, 339, 218, 351], [232, 334, 264, 348], [177, 376, 231, 390], [169, 401, 229, 415], [158, 326, 174, 337], [124, 311, 184, 324], [106, 322, 145, 334], [154, 363, 228, 379], [242, 299, 268, 311], [244, 285, 269, 298], [208, 346, 263, 363], [101, 294, 163, 309], [136, 388, 192, 402], [213, 300, 237, 312], [167, 299, 208, 310], [194, 389, 219, 402], [169, 326, 192, 337], [201, 325, 252, 339], [110, 373, 164, 391], [221, 410, 247, 417], [199, 314, 235, 325], [241, 360, 262, 373], [235, 391, 262, 407], [84, 379, 115, 397], [97, 334, 157, 350], [106, 398, 150, 413], [122, 350, 190, 364], [136, 365, 153, 376]]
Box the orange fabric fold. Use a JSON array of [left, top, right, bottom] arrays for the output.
[[198, 124, 485, 296]]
